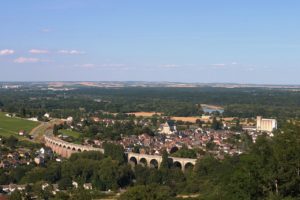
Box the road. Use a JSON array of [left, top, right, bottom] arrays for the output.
[[29, 119, 64, 142]]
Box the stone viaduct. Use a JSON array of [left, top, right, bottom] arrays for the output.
[[44, 135, 104, 158], [44, 136, 197, 171], [127, 152, 197, 171]]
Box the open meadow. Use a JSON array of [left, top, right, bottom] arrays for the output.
[[0, 112, 40, 138], [59, 129, 82, 138]]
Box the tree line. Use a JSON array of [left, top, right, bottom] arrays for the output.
[[2, 87, 300, 119]]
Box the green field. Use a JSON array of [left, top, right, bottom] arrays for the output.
[[59, 129, 82, 138], [0, 112, 40, 138]]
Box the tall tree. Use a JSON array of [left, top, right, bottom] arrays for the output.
[[103, 143, 126, 164], [160, 150, 170, 169]]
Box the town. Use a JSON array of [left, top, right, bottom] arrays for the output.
[[1, 0, 300, 198], [0, 84, 298, 200], [52, 113, 277, 158], [0, 106, 278, 199]]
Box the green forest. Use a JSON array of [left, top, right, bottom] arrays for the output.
[[1, 87, 300, 119]]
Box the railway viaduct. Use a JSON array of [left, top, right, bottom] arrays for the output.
[[127, 152, 197, 171], [44, 135, 104, 158], [44, 136, 197, 171]]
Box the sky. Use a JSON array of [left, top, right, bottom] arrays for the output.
[[0, 0, 300, 84]]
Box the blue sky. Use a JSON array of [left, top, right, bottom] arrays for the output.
[[0, 0, 300, 84]]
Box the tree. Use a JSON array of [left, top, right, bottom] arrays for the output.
[[5, 136, 18, 148], [160, 150, 171, 169], [142, 126, 154, 136], [53, 124, 59, 135], [70, 188, 92, 200], [119, 185, 175, 200], [196, 119, 203, 127], [117, 164, 134, 187], [103, 143, 125, 164], [147, 169, 163, 184], [132, 145, 140, 153], [58, 177, 73, 190], [151, 116, 158, 127], [44, 163, 61, 183], [32, 182, 53, 200], [93, 158, 119, 191], [171, 145, 197, 159], [134, 165, 150, 185], [20, 108, 26, 117], [206, 140, 216, 151], [52, 192, 70, 200], [231, 118, 243, 131], [20, 167, 46, 183], [272, 124, 300, 197], [9, 190, 22, 200], [10, 166, 27, 183], [211, 117, 222, 130], [194, 155, 220, 177], [0, 172, 9, 185], [69, 151, 103, 162]]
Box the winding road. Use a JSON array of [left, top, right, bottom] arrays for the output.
[[29, 119, 64, 142]]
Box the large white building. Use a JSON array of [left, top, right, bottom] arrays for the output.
[[159, 121, 177, 135], [256, 116, 277, 132]]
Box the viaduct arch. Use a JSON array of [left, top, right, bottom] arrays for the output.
[[44, 136, 197, 171], [44, 135, 104, 158], [127, 152, 197, 171]]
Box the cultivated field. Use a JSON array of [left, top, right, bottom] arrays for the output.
[[127, 112, 213, 123], [127, 112, 163, 117], [171, 116, 202, 123], [0, 112, 40, 138]]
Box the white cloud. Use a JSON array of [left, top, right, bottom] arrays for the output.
[[98, 63, 125, 67], [29, 49, 49, 54], [58, 50, 85, 55], [159, 64, 199, 69], [0, 49, 15, 56], [80, 64, 96, 68], [211, 63, 226, 67], [14, 57, 44, 64], [75, 63, 126, 69], [160, 64, 180, 68]]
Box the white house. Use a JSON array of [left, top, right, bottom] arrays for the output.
[[66, 116, 73, 123], [18, 130, 25, 136], [83, 183, 93, 190]]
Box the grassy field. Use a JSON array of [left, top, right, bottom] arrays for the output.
[[0, 112, 40, 138], [59, 129, 82, 138]]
